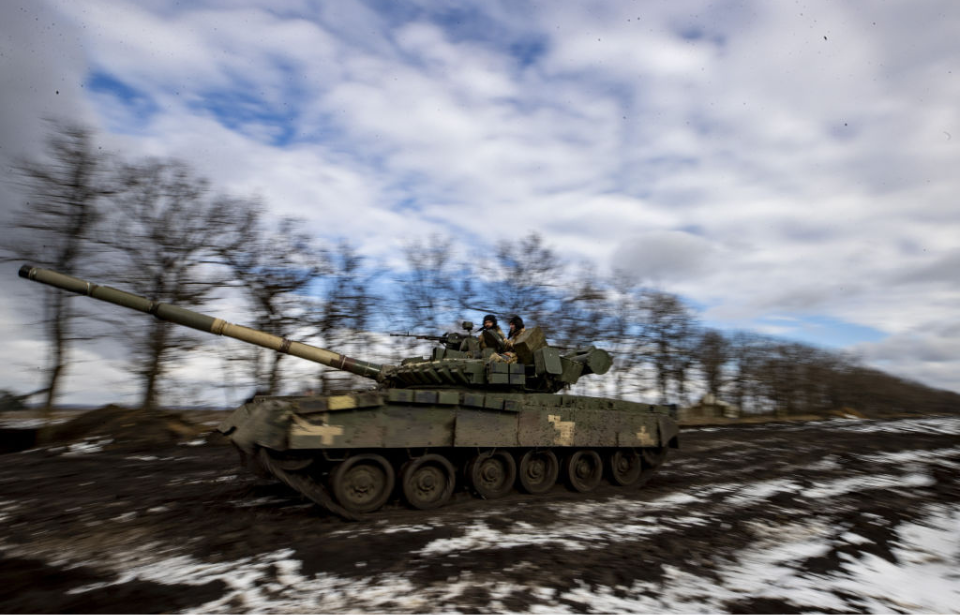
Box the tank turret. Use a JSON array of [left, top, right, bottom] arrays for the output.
[[387, 323, 612, 393]]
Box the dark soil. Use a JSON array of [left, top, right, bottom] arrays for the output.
[[1, 409, 957, 613]]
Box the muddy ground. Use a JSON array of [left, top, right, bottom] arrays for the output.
[[0, 411, 958, 613]]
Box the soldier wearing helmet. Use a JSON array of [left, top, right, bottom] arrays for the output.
[[505, 315, 525, 349], [498, 315, 527, 362], [477, 314, 506, 352]]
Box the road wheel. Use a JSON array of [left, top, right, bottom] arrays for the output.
[[401, 454, 456, 510], [331, 454, 395, 514], [608, 449, 642, 487], [467, 450, 516, 499], [518, 450, 559, 494], [564, 449, 603, 493]]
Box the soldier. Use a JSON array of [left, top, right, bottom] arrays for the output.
[[498, 315, 526, 363], [477, 314, 506, 352], [505, 315, 525, 350]]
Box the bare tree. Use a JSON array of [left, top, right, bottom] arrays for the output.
[[5, 123, 112, 410], [312, 240, 381, 393], [602, 271, 652, 399], [727, 332, 770, 414], [696, 329, 731, 401], [641, 291, 696, 404], [759, 342, 845, 416], [483, 233, 564, 332], [107, 159, 250, 410], [398, 234, 460, 335], [552, 263, 609, 348], [219, 213, 326, 394]]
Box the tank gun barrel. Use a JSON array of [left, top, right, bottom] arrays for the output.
[[18, 264, 386, 381]]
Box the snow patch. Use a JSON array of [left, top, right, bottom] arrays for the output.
[[548, 505, 960, 613], [840, 531, 873, 546], [417, 521, 584, 554], [725, 479, 802, 505], [833, 416, 960, 436], [0, 417, 70, 429], [64, 438, 114, 455], [859, 446, 960, 469], [805, 472, 935, 499]]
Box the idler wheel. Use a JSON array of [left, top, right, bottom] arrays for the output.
[[564, 449, 603, 493], [467, 450, 516, 499], [265, 450, 313, 472], [401, 454, 456, 510], [518, 450, 559, 494], [331, 454, 395, 514], [608, 449, 642, 487]]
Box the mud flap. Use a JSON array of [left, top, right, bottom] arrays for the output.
[[658, 416, 680, 448]]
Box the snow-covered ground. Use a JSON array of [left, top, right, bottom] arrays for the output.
[[2, 414, 958, 613], [65, 498, 956, 613]]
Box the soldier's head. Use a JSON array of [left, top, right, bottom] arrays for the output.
[[482, 314, 498, 330], [508, 315, 524, 334]]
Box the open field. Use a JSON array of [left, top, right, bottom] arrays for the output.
[[1, 412, 958, 613]]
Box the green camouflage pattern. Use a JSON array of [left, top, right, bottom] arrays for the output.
[[220, 390, 679, 454]]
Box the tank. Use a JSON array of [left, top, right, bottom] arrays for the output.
[[19, 264, 679, 519]]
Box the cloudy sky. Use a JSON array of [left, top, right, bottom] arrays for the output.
[[1, 0, 958, 403]]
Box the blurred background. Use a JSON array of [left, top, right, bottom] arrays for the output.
[[2, 0, 958, 415]]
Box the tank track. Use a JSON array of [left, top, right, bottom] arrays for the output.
[[256, 449, 360, 521], [247, 445, 670, 520]]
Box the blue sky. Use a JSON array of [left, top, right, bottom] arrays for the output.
[[1, 0, 959, 403]]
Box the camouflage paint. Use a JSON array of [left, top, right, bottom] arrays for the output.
[[222, 389, 677, 453]]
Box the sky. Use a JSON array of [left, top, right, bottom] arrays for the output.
[[1, 0, 958, 404]]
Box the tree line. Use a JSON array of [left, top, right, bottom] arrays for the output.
[[5, 123, 958, 416]]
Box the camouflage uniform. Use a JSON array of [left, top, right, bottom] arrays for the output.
[[478, 326, 506, 350], [505, 327, 526, 350], [498, 326, 525, 364]]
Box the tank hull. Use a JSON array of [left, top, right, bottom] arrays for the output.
[[219, 390, 679, 519]]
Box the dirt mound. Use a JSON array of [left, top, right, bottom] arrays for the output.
[[37, 405, 206, 451]]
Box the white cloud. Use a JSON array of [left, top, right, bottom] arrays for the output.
[[612, 230, 720, 282], [0, 3, 99, 162], [2, 0, 959, 401]]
